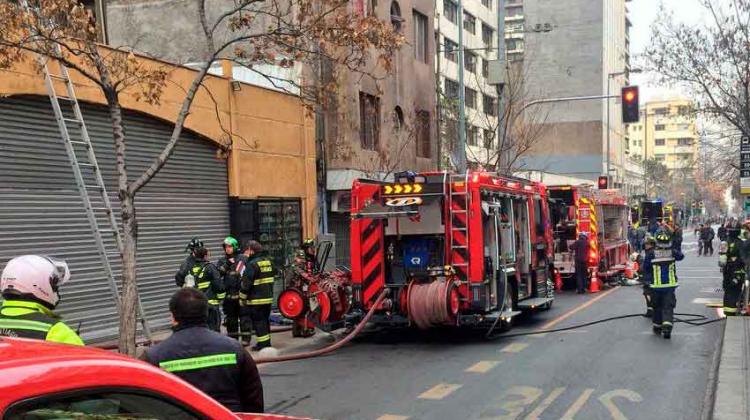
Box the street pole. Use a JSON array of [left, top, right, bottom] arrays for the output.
[[606, 74, 611, 185], [456, 0, 467, 173], [643, 109, 648, 197], [436, 14, 442, 170], [496, 0, 505, 172]]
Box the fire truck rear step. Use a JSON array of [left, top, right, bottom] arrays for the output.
[[517, 297, 554, 310]]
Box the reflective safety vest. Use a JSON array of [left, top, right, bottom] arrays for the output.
[[188, 262, 225, 305], [240, 253, 277, 306], [0, 300, 84, 345], [651, 261, 678, 289]]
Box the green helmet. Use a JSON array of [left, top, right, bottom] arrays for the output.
[[223, 236, 239, 252]]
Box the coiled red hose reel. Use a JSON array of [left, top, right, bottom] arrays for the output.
[[406, 279, 460, 329]]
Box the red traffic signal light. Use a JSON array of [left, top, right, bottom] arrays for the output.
[[621, 86, 639, 123], [598, 176, 608, 189]]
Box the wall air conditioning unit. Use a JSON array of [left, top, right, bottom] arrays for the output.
[[330, 191, 352, 213]]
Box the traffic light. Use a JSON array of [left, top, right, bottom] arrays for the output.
[[598, 176, 608, 189], [621, 86, 639, 123]]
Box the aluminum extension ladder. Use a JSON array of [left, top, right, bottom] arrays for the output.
[[25, 15, 152, 339], [448, 171, 471, 276]]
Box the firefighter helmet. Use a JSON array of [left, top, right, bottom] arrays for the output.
[[223, 236, 239, 252], [1, 255, 70, 307], [644, 235, 656, 248], [726, 218, 742, 238], [186, 237, 204, 253], [654, 227, 672, 249]]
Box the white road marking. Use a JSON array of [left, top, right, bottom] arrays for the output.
[[692, 298, 722, 305], [560, 388, 594, 420], [418, 383, 462, 400], [524, 387, 566, 420], [599, 389, 643, 420]]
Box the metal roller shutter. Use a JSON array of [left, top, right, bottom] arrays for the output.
[[0, 95, 229, 342]]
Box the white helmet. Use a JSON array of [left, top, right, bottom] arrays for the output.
[[1, 255, 71, 307]]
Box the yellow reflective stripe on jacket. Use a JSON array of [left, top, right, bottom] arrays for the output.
[[208, 299, 221, 305], [197, 281, 210, 290], [216, 293, 227, 299], [256, 334, 271, 343], [651, 263, 678, 288], [0, 318, 51, 332], [159, 353, 237, 373], [253, 277, 275, 286], [249, 298, 274, 305]]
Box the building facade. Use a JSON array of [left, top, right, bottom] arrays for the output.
[[508, 0, 642, 196]]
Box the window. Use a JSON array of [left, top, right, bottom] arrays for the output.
[[483, 94, 496, 116], [444, 37, 458, 62], [482, 23, 494, 47], [390, 1, 403, 31], [482, 0, 492, 8], [464, 12, 476, 34], [678, 105, 690, 115], [413, 11, 428, 63], [465, 87, 477, 109], [483, 128, 495, 148], [676, 123, 690, 130], [654, 107, 669, 115], [655, 139, 665, 146], [445, 78, 459, 99], [416, 110, 431, 158], [467, 125, 478, 146], [392, 106, 404, 132], [465, 51, 477, 73], [507, 5, 523, 17], [482, 58, 489, 78], [506, 38, 524, 51], [655, 154, 665, 161], [359, 92, 380, 150], [678, 138, 693, 146], [443, 0, 458, 24], [507, 51, 524, 62], [5, 390, 201, 420], [506, 22, 524, 33], [654, 124, 665, 131]]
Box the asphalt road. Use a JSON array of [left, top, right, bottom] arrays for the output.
[[261, 233, 725, 420]]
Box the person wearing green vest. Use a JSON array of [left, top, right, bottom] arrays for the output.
[[643, 228, 685, 339], [176, 238, 225, 332], [239, 240, 277, 351], [0, 255, 84, 345]]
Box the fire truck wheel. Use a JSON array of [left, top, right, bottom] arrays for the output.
[[500, 281, 518, 332]]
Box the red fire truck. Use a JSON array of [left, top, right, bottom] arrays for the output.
[[548, 185, 630, 287], [345, 170, 556, 330]]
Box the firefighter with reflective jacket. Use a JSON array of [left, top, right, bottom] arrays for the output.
[[0, 255, 84, 345], [642, 228, 684, 339], [217, 236, 242, 339], [239, 240, 276, 351], [175, 238, 225, 332], [719, 219, 745, 315]]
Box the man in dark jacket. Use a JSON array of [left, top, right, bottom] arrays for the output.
[[701, 225, 716, 256], [217, 236, 242, 340], [570, 232, 590, 294], [240, 240, 277, 351], [718, 224, 728, 242], [175, 238, 225, 331], [144, 288, 263, 413]]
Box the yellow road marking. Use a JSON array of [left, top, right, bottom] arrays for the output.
[[525, 387, 566, 420], [501, 342, 529, 353], [540, 286, 620, 331], [466, 360, 501, 373], [376, 416, 409, 420], [560, 388, 594, 420], [418, 383, 462, 400]]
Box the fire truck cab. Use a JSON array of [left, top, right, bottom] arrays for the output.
[[349, 171, 555, 330]]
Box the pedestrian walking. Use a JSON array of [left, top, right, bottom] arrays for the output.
[[217, 236, 242, 339], [175, 238, 225, 331], [570, 232, 590, 294], [239, 240, 276, 350], [643, 228, 684, 339], [718, 223, 728, 242], [143, 288, 264, 413], [703, 225, 716, 256], [0, 255, 84, 345]]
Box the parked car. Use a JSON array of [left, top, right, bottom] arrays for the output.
[[0, 337, 309, 420]]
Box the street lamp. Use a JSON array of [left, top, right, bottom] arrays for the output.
[[606, 68, 642, 187]]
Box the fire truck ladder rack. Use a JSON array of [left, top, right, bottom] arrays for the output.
[[448, 171, 471, 283], [25, 7, 152, 340]]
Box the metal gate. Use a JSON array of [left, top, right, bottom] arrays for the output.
[[0, 95, 229, 342]]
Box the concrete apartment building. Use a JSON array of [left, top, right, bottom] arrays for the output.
[[510, 0, 643, 196], [627, 98, 700, 174]]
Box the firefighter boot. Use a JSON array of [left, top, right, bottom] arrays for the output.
[[662, 322, 672, 339], [652, 324, 662, 335]]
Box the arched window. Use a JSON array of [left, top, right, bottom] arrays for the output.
[[390, 1, 403, 31], [393, 106, 404, 132]]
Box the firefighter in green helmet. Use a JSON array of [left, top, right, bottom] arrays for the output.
[[217, 236, 242, 339]]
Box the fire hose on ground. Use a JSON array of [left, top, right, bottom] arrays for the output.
[[253, 288, 390, 364]]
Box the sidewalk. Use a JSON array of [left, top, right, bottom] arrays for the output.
[[713, 316, 749, 420]]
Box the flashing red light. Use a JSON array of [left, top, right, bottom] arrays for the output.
[[598, 176, 608, 189], [624, 90, 636, 103], [621, 86, 640, 123]]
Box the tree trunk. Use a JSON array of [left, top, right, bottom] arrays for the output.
[[107, 98, 138, 356]]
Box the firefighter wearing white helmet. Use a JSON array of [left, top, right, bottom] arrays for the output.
[[0, 255, 84, 345]]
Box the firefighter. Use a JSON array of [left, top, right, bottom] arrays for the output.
[[240, 240, 276, 351], [638, 236, 654, 318], [143, 288, 264, 413], [570, 232, 590, 294], [0, 255, 84, 345], [721, 219, 745, 316], [301, 238, 317, 273], [217, 236, 241, 339], [175, 238, 225, 332], [643, 227, 685, 339]]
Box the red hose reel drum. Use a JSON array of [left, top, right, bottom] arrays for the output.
[[407, 280, 460, 329], [278, 288, 308, 320]]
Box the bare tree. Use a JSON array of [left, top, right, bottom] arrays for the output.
[[438, 60, 549, 175], [0, 0, 402, 355]]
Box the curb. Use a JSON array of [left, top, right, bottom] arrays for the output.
[[712, 317, 749, 420]]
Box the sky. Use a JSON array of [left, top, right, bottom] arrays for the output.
[[627, 0, 715, 102]]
